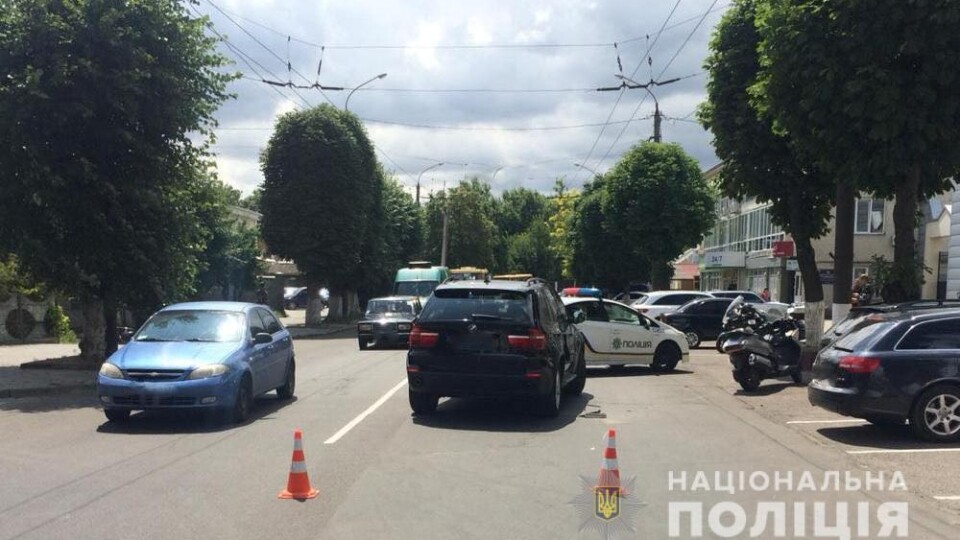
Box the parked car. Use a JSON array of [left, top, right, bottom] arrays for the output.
[[283, 286, 329, 309], [809, 309, 960, 442], [97, 302, 295, 424], [820, 299, 960, 350], [357, 296, 422, 349], [561, 297, 689, 370], [630, 291, 713, 319], [612, 291, 647, 303], [405, 278, 586, 417], [659, 297, 734, 348]]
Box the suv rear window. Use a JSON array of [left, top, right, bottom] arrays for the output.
[[419, 289, 532, 323]]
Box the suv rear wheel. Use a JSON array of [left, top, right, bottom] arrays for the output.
[[409, 389, 439, 415], [563, 346, 586, 396], [536, 365, 562, 417]]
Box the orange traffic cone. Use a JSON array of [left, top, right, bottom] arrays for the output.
[[596, 428, 621, 489], [278, 429, 319, 499]]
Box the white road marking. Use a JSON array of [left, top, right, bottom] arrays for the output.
[[323, 378, 407, 445], [934, 496, 960, 501], [786, 419, 867, 425], [846, 448, 960, 455]]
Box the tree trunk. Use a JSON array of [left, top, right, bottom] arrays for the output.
[[832, 181, 855, 323], [104, 296, 119, 357], [650, 259, 672, 290], [79, 295, 105, 367], [325, 291, 345, 323], [789, 195, 826, 381], [344, 290, 361, 318], [305, 283, 324, 327], [887, 166, 921, 302]]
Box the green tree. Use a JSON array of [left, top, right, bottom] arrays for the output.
[[193, 180, 262, 302], [423, 179, 498, 270], [507, 220, 559, 281], [358, 170, 422, 304], [0, 0, 235, 364], [495, 188, 549, 237], [569, 178, 649, 291], [238, 187, 263, 212], [602, 142, 716, 290], [260, 105, 379, 324], [548, 179, 579, 280], [699, 0, 833, 345], [755, 0, 960, 302]]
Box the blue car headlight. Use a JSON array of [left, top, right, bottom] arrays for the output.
[[99, 363, 124, 379], [187, 364, 230, 380]]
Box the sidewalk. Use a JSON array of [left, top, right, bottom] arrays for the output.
[[0, 310, 355, 399]]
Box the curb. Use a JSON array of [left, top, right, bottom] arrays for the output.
[[0, 382, 95, 399], [287, 324, 356, 339]]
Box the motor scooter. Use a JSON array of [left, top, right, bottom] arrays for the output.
[[720, 297, 804, 392]]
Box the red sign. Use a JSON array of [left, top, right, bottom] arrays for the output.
[[772, 241, 795, 257]]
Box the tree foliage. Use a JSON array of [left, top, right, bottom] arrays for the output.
[[755, 0, 960, 301], [548, 180, 579, 280], [193, 180, 262, 301], [358, 170, 422, 302], [260, 104, 379, 322], [0, 0, 235, 363], [569, 178, 649, 291], [698, 0, 832, 309], [601, 142, 716, 289], [423, 178, 498, 270]]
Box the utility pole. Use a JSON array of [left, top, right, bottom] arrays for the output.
[[440, 181, 449, 267], [597, 72, 680, 143]]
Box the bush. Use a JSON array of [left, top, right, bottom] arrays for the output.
[[44, 303, 77, 343]]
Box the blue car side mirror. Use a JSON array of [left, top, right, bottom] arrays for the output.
[[254, 332, 273, 345]]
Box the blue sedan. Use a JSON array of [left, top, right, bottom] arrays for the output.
[[97, 302, 295, 424]]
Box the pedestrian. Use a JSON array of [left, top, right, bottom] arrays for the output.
[[256, 282, 268, 305], [851, 274, 873, 307], [760, 287, 771, 302]]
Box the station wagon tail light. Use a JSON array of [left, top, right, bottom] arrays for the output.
[[508, 328, 547, 350], [838, 355, 881, 374], [409, 325, 438, 348]]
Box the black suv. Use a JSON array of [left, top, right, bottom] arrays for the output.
[[406, 278, 586, 417]]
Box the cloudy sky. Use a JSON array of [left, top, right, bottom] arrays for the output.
[[193, 0, 729, 198]]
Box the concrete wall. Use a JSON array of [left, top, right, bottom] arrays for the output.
[[947, 188, 960, 299], [0, 296, 52, 344]]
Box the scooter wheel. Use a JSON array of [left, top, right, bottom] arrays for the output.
[[737, 367, 761, 392]]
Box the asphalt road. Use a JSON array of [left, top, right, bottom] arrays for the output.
[[1, 333, 958, 539]]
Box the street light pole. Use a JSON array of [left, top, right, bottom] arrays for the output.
[[573, 162, 599, 176], [345, 72, 387, 112], [416, 162, 444, 206], [490, 166, 504, 184]]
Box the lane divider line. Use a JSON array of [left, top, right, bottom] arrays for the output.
[[323, 378, 407, 445], [786, 419, 867, 424], [846, 448, 960, 455], [934, 495, 960, 501]]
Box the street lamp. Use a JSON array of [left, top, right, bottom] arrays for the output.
[[573, 162, 599, 176], [345, 72, 388, 112], [416, 162, 444, 206], [490, 166, 505, 183]]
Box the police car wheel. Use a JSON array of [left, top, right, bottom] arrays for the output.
[[652, 343, 682, 372]]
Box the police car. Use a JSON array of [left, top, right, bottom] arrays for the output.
[[560, 288, 690, 371]]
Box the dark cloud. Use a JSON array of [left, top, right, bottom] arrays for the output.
[[200, 0, 728, 195]]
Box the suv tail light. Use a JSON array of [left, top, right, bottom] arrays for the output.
[[508, 328, 547, 350], [838, 355, 881, 374], [409, 324, 438, 348]]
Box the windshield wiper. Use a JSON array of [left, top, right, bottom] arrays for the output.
[[135, 337, 170, 342], [185, 338, 218, 342], [471, 313, 505, 321]]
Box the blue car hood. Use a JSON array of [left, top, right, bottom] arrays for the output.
[[108, 341, 241, 370]]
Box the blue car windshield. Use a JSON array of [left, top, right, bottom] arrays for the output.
[[135, 310, 245, 343]]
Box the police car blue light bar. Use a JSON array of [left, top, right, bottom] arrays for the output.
[[561, 287, 602, 298]]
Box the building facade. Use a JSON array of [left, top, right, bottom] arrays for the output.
[[691, 165, 955, 308]]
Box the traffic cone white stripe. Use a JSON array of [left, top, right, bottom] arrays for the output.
[[290, 460, 308, 473], [603, 458, 619, 470]]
